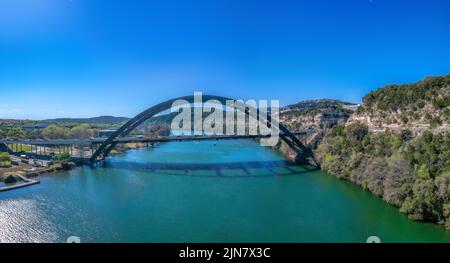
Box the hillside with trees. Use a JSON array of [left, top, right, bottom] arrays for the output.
[[349, 75, 450, 134], [41, 116, 130, 126]]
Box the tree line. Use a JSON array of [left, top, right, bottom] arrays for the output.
[[0, 123, 97, 140]]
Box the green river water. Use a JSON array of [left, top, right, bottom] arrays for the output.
[[1, 139, 449, 242]]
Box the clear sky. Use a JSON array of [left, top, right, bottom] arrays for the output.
[[0, 0, 449, 119]]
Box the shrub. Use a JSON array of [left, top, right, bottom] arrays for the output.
[[383, 155, 410, 207], [0, 152, 11, 167]]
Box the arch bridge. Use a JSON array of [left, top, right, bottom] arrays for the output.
[[90, 95, 312, 164]]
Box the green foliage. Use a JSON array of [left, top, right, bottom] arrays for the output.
[[347, 122, 368, 142], [400, 130, 413, 142], [430, 117, 442, 128], [358, 75, 450, 126], [321, 152, 344, 178], [400, 165, 440, 221], [55, 152, 71, 162], [432, 97, 450, 109], [42, 125, 69, 139], [54, 152, 74, 170], [0, 152, 12, 167], [417, 100, 426, 109], [0, 126, 26, 139], [0, 152, 11, 162], [383, 154, 411, 206], [69, 124, 94, 139], [365, 158, 388, 197], [362, 75, 450, 112]]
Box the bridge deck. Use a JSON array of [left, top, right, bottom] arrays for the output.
[[0, 132, 310, 146]]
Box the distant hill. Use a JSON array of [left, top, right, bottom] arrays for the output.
[[282, 99, 356, 111], [41, 116, 131, 125]]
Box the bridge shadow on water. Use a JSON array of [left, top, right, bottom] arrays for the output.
[[96, 160, 319, 178]]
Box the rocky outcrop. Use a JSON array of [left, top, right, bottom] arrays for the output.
[[347, 113, 450, 135], [280, 99, 356, 131]]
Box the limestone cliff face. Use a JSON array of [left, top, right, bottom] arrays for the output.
[[347, 113, 450, 135], [280, 99, 356, 131]]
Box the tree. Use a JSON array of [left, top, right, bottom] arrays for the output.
[[55, 152, 74, 170], [383, 155, 410, 207], [0, 152, 11, 162], [436, 173, 450, 203], [435, 173, 450, 226], [42, 125, 69, 139], [365, 158, 388, 197], [0, 152, 11, 167], [401, 165, 440, 221], [55, 152, 71, 162], [400, 130, 413, 142], [0, 126, 26, 139], [346, 122, 368, 142], [69, 124, 92, 139]]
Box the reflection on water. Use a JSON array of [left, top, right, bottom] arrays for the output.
[[0, 198, 58, 243], [104, 159, 318, 177], [1, 140, 450, 243]]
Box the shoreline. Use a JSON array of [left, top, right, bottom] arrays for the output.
[[0, 142, 155, 186]]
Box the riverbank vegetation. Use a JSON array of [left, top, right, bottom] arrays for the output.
[[316, 122, 450, 229]]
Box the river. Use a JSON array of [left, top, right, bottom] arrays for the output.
[[1, 139, 449, 242]]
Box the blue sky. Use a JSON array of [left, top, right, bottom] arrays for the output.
[[0, 0, 449, 119]]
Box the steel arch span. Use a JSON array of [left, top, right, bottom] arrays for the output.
[[90, 95, 312, 164]]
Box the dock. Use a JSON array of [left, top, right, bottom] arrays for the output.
[[0, 174, 40, 192]]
